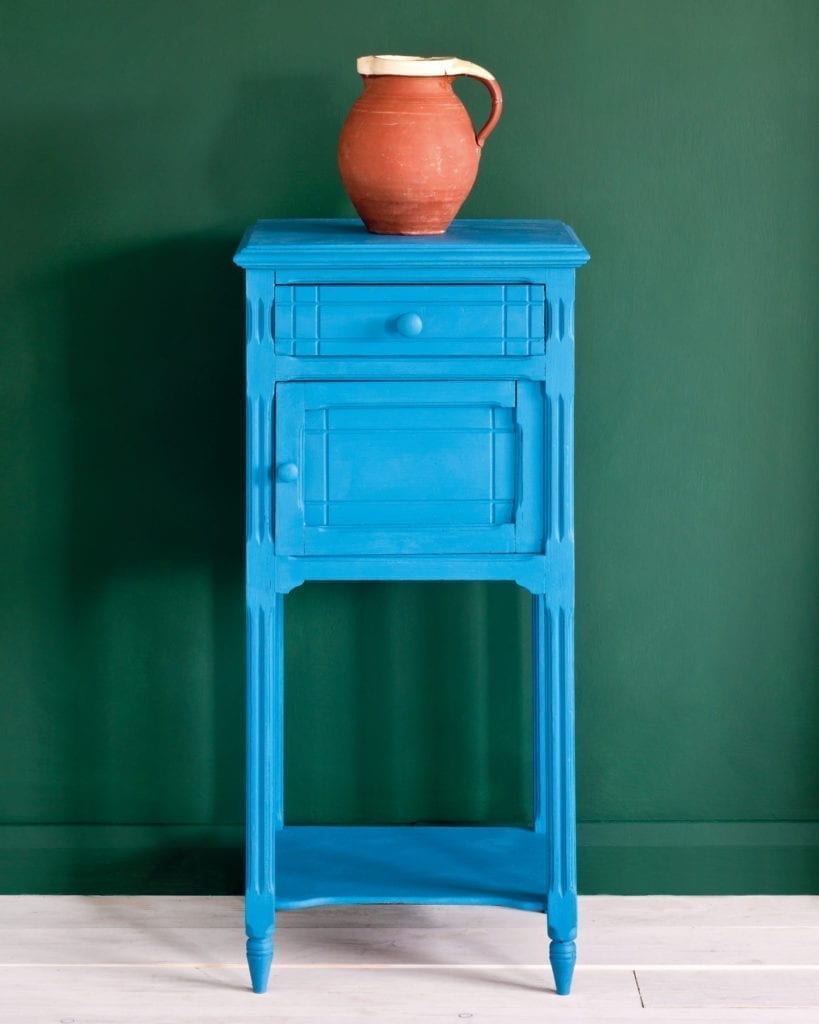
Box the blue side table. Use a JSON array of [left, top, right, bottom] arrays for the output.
[[234, 219, 590, 996]]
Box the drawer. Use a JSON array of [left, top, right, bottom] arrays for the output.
[[274, 284, 545, 357], [274, 379, 543, 556]]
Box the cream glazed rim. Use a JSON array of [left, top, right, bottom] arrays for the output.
[[356, 55, 496, 81]]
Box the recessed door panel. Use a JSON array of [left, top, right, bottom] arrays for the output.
[[275, 381, 542, 556]]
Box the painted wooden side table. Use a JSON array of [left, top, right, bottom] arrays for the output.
[[234, 219, 590, 996]]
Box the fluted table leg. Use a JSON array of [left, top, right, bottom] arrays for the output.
[[245, 594, 281, 993], [534, 592, 577, 995]]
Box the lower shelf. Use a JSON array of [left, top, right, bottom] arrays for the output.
[[275, 825, 548, 912]]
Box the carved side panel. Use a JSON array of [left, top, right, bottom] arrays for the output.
[[544, 273, 575, 555], [246, 395, 273, 547], [537, 271, 577, 942]]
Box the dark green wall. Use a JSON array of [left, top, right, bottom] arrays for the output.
[[1, 1, 816, 894]]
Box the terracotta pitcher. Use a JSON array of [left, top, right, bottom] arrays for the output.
[[338, 55, 503, 235]]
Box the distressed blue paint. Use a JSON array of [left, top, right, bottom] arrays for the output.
[[235, 218, 589, 996]]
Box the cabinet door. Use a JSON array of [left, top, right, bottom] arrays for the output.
[[275, 381, 543, 556]]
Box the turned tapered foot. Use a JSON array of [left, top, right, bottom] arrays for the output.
[[247, 937, 273, 993], [549, 939, 576, 995]]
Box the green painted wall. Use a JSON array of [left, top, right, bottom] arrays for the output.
[[1, 0, 816, 894]]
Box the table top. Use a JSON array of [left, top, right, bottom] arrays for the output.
[[234, 218, 590, 269]]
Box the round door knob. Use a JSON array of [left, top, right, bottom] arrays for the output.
[[276, 462, 299, 483], [395, 312, 424, 337]]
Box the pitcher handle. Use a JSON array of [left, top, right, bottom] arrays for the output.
[[449, 59, 503, 148]]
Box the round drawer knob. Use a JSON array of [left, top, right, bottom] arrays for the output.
[[276, 462, 299, 483], [395, 312, 424, 337]]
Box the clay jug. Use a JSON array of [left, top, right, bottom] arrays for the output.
[[338, 55, 503, 235]]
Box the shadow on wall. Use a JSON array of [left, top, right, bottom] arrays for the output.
[[62, 237, 243, 592], [60, 69, 352, 595], [0, 72, 351, 891], [8, 71, 531, 891], [33, 71, 352, 871], [209, 73, 356, 217], [56, 237, 246, 849], [56, 71, 352, 603]]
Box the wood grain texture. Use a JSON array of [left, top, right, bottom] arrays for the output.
[[1, 897, 817, 1022]]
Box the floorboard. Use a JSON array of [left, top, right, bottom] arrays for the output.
[[0, 896, 816, 1021]]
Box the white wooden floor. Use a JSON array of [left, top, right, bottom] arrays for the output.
[[1, 896, 817, 1023]]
